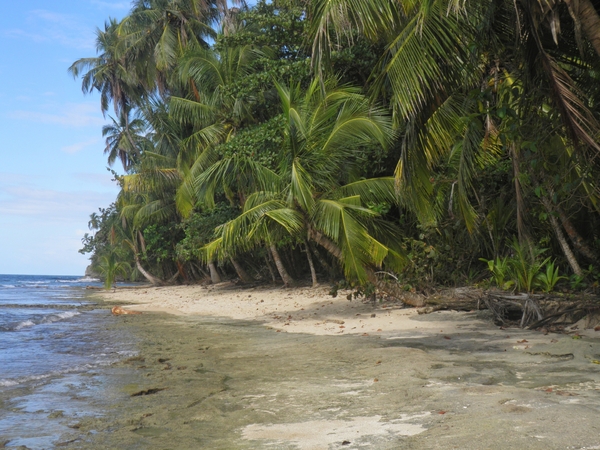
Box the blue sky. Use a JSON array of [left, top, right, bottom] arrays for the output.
[[0, 1, 131, 275]]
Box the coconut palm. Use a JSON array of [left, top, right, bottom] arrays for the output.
[[97, 249, 132, 289], [169, 41, 274, 149], [310, 1, 600, 181], [69, 18, 141, 116], [200, 79, 406, 285], [308, 0, 600, 266], [102, 108, 150, 171], [116, 0, 226, 94]]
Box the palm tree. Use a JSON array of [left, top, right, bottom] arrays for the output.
[[116, 0, 225, 94], [308, 0, 600, 268], [98, 249, 132, 289], [201, 79, 406, 285], [169, 42, 273, 147], [102, 108, 150, 171], [69, 18, 140, 116]]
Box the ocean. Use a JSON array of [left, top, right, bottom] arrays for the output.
[[0, 274, 137, 449]]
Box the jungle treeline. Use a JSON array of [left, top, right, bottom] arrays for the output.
[[73, 0, 600, 294]]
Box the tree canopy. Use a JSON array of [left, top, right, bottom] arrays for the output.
[[74, 0, 600, 294]]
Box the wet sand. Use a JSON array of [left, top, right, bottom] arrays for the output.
[[56, 283, 600, 449]]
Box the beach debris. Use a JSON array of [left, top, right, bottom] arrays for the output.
[[325, 319, 345, 324], [111, 306, 142, 315], [131, 387, 166, 397], [342, 441, 351, 446]]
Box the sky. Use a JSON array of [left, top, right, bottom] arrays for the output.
[[0, 1, 131, 275]]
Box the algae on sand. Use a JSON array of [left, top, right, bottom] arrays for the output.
[[56, 311, 600, 450]]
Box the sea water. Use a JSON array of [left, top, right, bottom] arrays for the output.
[[0, 274, 137, 449]]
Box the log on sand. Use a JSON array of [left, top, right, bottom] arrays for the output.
[[111, 306, 142, 315]]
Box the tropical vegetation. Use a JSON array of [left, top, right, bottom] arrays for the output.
[[74, 0, 600, 294]]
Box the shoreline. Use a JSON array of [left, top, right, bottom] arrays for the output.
[[75, 282, 600, 449], [94, 281, 600, 340], [93, 282, 495, 337]]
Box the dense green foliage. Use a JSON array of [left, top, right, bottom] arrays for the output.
[[74, 0, 600, 293]]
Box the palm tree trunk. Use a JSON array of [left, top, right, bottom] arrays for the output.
[[308, 242, 336, 280], [190, 262, 209, 281], [563, 0, 600, 57], [176, 260, 189, 284], [308, 228, 343, 261], [269, 245, 294, 287], [134, 255, 164, 285], [230, 257, 254, 283], [265, 255, 277, 282], [304, 241, 318, 287], [540, 196, 583, 276], [166, 271, 180, 284], [208, 260, 222, 284], [538, 182, 600, 264], [511, 144, 533, 256], [555, 204, 599, 264]]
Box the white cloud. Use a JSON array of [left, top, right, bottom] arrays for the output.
[[9, 102, 106, 128], [62, 137, 101, 154]]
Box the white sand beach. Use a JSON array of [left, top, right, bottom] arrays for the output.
[[97, 282, 483, 336]]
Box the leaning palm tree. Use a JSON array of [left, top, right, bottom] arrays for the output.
[[200, 78, 406, 285], [308, 0, 600, 267]]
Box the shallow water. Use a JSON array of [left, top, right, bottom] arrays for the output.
[[0, 275, 137, 449]]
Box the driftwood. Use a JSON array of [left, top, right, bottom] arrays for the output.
[[413, 287, 600, 330], [418, 287, 483, 312], [480, 291, 600, 329]]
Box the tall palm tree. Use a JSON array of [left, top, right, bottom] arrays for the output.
[[69, 18, 140, 116], [116, 0, 226, 94]]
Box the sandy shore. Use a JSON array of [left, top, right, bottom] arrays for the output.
[[74, 282, 600, 449], [96, 282, 486, 337]]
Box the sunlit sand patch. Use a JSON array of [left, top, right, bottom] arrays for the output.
[[241, 414, 427, 449]]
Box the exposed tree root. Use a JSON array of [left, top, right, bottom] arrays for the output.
[[412, 287, 600, 330]]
